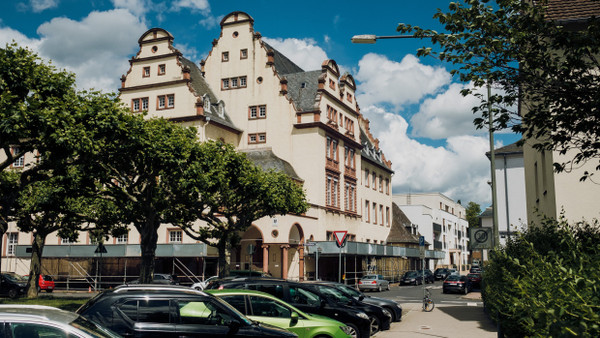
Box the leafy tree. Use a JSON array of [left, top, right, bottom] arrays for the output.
[[178, 141, 308, 277], [398, 0, 600, 180], [1, 42, 81, 279], [90, 116, 200, 283], [465, 201, 482, 228]]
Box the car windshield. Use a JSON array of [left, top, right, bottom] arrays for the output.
[[446, 275, 461, 281], [404, 271, 417, 277], [70, 315, 121, 338], [316, 286, 351, 304], [362, 275, 377, 280], [3, 273, 27, 282], [337, 284, 361, 297]]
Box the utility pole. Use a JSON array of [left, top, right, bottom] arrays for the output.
[[488, 83, 500, 248]]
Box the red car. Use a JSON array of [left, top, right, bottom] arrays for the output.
[[467, 273, 482, 288], [38, 274, 55, 292]]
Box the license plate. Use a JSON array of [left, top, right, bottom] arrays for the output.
[[48, 286, 53, 289]]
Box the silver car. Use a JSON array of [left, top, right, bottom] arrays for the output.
[[0, 304, 120, 338], [358, 274, 390, 292]]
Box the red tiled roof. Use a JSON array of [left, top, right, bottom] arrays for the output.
[[543, 0, 600, 21]]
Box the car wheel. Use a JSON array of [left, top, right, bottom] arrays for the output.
[[377, 285, 382, 292], [8, 288, 19, 299], [464, 287, 468, 295], [345, 323, 360, 338], [369, 315, 381, 335], [386, 283, 390, 291], [382, 307, 395, 321]]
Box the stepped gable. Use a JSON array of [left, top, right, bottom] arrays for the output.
[[262, 41, 305, 75], [242, 148, 303, 182], [386, 203, 420, 245]]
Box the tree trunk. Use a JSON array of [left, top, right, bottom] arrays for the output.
[[217, 241, 231, 278], [26, 231, 46, 298], [138, 219, 159, 284]]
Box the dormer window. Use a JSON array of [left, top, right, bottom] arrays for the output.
[[217, 101, 225, 118], [203, 94, 211, 113]]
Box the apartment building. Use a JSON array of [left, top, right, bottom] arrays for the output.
[[2, 12, 397, 283], [393, 193, 469, 269]]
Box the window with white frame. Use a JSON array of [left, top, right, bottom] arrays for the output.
[[222, 51, 229, 62], [143, 66, 150, 77], [116, 233, 128, 244], [326, 173, 340, 208], [157, 94, 174, 109], [240, 76, 247, 87], [221, 76, 247, 90], [249, 105, 266, 119], [158, 64, 166, 75], [364, 200, 370, 222], [131, 97, 149, 113], [248, 133, 266, 144], [372, 202, 377, 224], [222, 78, 230, 89], [344, 182, 356, 212], [6, 233, 18, 256], [169, 230, 182, 243], [61, 237, 71, 245], [240, 49, 248, 59], [11, 147, 24, 168]]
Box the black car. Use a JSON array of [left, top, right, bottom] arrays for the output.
[[305, 281, 402, 322], [0, 272, 27, 299], [399, 271, 423, 286], [206, 277, 372, 338], [304, 282, 391, 335], [442, 275, 472, 294], [77, 284, 297, 337], [433, 268, 450, 281], [423, 269, 435, 284]]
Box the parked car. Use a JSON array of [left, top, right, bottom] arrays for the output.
[[304, 282, 391, 335], [38, 274, 55, 292], [423, 269, 435, 284], [448, 268, 459, 276], [77, 284, 297, 337], [129, 273, 179, 285], [357, 274, 390, 292], [433, 268, 450, 281], [304, 281, 402, 322], [205, 277, 372, 338], [0, 272, 27, 299], [399, 271, 423, 286], [470, 266, 483, 273], [442, 275, 472, 294], [208, 289, 352, 338], [467, 273, 482, 288], [0, 304, 120, 338], [192, 275, 219, 290]]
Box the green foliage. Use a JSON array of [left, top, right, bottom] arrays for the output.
[[465, 201, 482, 228], [179, 140, 308, 277], [482, 217, 600, 336], [398, 0, 600, 179]]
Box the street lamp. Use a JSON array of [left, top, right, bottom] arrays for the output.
[[351, 34, 422, 44], [351, 32, 500, 250]]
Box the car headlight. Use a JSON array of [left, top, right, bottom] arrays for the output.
[[341, 326, 353, 335], [356, 312, 369, 320]]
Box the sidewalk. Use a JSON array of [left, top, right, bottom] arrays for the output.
[[375, 292, 498, 338]]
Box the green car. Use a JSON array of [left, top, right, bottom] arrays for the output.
[[207, 289, 352, 338]]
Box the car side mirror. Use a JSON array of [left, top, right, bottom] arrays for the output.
[[320, 299, 327, 308], [358, 295, 365, 301], [290, 311, 299, 325], [227, 319, 242, 334]]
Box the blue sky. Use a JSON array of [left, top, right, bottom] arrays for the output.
[[0, 0, 520, 208]]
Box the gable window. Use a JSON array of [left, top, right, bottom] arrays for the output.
[[379, 175, 384, 193], [157, 94, 174, 110], [10, 147, 24, 168], [169, 230, 182, 243], [158, 64, 166, 75], [372, 173, 377, 190], [143, 66, 150, 77], [115, 233, 128, 244], [222, 78, 230, 89], [231, 77, 238, 88], [329, 79, 336, 90], [344, 117, 354, 136], [222, 51, 229, 62], [132, 97, 149, 113], [240, 49, 248, 59], [6, 233, 18, 256], [248, 133, 266, 144], [347, 92, 353, 103], [365, 170, 370, 187], [221, 76, 247, 90], [326, 105, 338, 126], [249, 106, 257, 119], [385, 178, 390, 195], [240, 76, 247, 87]]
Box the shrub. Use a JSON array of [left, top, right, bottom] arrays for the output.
[[482, 217, 600, 337]]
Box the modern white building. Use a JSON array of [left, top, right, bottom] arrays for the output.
[[393, 193, 469, 270]]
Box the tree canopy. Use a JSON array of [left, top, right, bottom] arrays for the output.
[[465, 201, 482, 228], [179, 141, 308, 277], [398, 0, 600, 180]]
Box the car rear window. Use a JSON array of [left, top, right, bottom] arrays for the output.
[[446, 275, 461, 281]]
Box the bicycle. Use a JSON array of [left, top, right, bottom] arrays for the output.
[[422, 288, 435, 312]]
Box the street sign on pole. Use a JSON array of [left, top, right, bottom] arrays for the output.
[[333, 231, 348, 248], [419, 236, 425, 246]]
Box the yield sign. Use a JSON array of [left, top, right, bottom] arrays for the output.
[[333, 231, 348, 248]]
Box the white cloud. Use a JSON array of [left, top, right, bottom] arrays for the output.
[[172, 0, 210, 11], [11, 9, 148, 92], [355, 53, 451, 109], [361, 105, 493, 205], [262, 37, 328, 71], [410, 82, 484, 139], [30, 0, 58, 12], [111, 0, 149, 18]]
